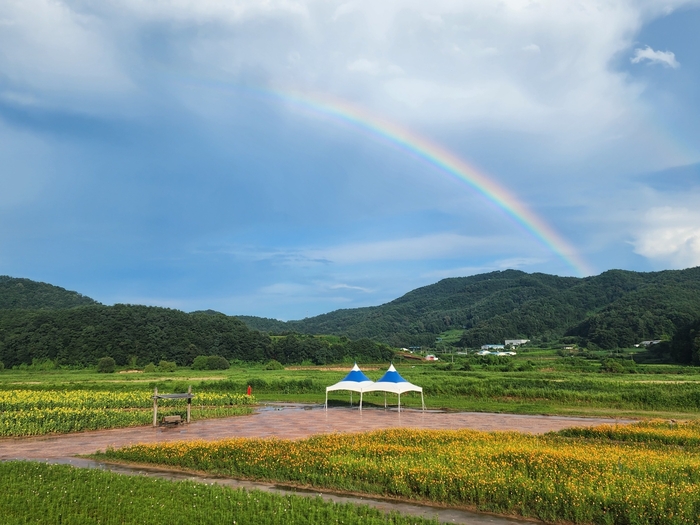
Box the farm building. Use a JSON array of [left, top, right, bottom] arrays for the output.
[[505, 339, 530, 346]]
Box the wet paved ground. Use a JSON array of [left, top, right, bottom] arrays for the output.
[[0, 403, 630, 460]]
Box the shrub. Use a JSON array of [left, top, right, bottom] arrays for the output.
[[264, 359, 285, 370], [601, 359, 624, 374], [192, 355, 229, 370], [192, 355, 208, 370], [517, 360, 535, 372], [0, 361, 4, 372], [206, 356, 230, 370], [96, 357, 116, 374], [144, 363, 157, 373], [159, 360, 177, 373]]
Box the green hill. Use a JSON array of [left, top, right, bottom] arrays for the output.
[[238, 268, 700, 350], [4, 268, 700, 367], [0, 303, 393, 368], [0, 276, 97, 310]]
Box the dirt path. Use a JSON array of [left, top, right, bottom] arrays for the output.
[[0, 404, 630, 460]]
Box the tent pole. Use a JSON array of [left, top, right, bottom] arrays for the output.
[[421, 391, 425, 411], [325, 389, 328, 410], [384, 393, 386, 409], [360, 391, 363, 411], [398, 393, 401, 413], [350, 391, 352, 406]]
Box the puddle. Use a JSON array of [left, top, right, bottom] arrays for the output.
[[34, 457, 538, 525]]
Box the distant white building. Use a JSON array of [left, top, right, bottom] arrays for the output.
[[481, 344, 505, 350], [635, 340, 662, 347], [505, 339, 530, 346], [477, 348, 516, 356]]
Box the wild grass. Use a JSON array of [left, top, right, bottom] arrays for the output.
[[0, 461, 438, 525]]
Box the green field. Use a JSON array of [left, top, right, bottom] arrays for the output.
[[2, 348, 700, 435], [3, 350, 700, 524], [0, 461, 438, 525]]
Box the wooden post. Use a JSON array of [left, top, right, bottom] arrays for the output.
[[152, 387, 158, 427], [186, 385, 191, 423]]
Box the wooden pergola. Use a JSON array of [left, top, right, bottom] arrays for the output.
[[152, 386, 195, 427]]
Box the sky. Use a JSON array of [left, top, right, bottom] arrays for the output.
[[1, 0, 699, 320]]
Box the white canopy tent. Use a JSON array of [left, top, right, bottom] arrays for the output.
[[364, 364, 424, 412], [324, 364, 374, 410]]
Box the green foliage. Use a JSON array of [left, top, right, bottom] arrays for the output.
[[0, 275, 97, 310], [158, 360, 177, 372], [97, 356, 116, 373], [143, 363, 156, 373], [192, 355, 209, 370], [238, 268, 700, 354], [0, 361, 4, 371], [670, 317, 700, 365], [264, 359, 285, 370], [0, 302, 392, 368], [208, 355, 230, 370], [600, 358, 626, 374], [192, 355, 229, 370], [0, 462, 435, 525]]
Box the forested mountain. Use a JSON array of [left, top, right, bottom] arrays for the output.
[[236, 315, 291, 333], [0, 304, 393, 368], [238, 267, 700, 350], [0, 276, 97, 310], [4, 267, 700, 367]]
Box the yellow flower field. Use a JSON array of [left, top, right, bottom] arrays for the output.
[[102, 422, 700, 525], [0, 389, 254, 436]]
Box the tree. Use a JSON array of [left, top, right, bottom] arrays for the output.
[[97, 356, 116, 373], [159, 360, 177, 372]]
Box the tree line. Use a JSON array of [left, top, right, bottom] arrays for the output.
[[0, 305, 394, 368], [241, 268, 700, 351]]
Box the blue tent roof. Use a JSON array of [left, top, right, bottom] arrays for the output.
[[375, 364, 408, 383], [341, 363, 372, 383]]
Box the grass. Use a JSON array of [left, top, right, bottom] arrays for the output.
[[0, 461, 438, 525], [1, 348, 700, 425]]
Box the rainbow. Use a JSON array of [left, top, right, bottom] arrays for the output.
[[264, 89, 593, 277]]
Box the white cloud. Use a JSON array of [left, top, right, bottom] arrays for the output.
[[632, 207, 700, 268], [329, 283, 373, 293], [0, 0, 132, 99], [347, 58, 382, 75], [631, 45, 680, 68], [207, 233, 517, 267], [0, 1, 692, 128], [422, 257, 547, 280], [303, 233, 510, 265], [0, 0, 697, 171]]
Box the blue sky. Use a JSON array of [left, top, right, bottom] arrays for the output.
[[1, 0, 699, 320]]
